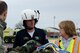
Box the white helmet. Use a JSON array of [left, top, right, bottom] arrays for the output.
[[21, 9, 40, 21]]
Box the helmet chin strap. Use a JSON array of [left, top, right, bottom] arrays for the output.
[[26, 25, 35, 30], [27, 27, 34, 30], [26, 27, 34, 32]]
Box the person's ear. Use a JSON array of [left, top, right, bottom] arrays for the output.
[[2, 11, 7, 21], [4, 11, 7, 17]]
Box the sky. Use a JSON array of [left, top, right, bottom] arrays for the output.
[[4, 0, 80, 29]]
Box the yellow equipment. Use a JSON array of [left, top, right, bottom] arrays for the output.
[[3, 27, 20, 43]]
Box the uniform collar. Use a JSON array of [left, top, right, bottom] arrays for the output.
[[62, 37, 72, 41]]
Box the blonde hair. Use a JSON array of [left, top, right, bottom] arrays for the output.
[[59, 20, 77, 37]]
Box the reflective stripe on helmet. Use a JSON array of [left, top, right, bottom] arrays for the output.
[[21, 9, 40, 21]]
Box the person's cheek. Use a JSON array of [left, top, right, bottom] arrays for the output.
[[59, 31, 63, 36]]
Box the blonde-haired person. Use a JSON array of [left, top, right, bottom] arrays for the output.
[[55, 20, 80, 53]]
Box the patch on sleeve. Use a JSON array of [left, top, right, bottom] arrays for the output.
[[46, 35, 48, 39]]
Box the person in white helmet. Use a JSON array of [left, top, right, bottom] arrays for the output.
[[13, 9, 49, 48]]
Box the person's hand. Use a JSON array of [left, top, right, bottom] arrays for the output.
[[3, 45, 9, 53]]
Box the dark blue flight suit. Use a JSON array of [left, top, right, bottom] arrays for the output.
[[13, 27, 49, 48]]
